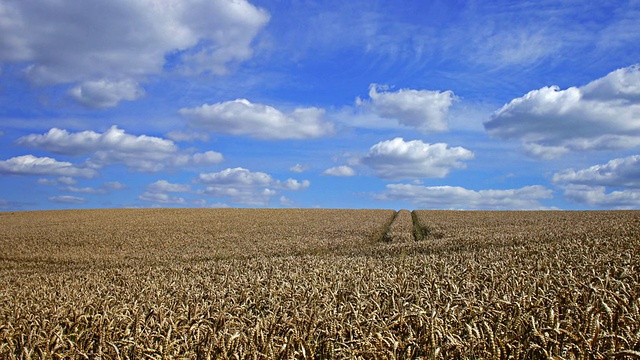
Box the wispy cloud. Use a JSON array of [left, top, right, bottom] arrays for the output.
[[48, 195, 86, 204]]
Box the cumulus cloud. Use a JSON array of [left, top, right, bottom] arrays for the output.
[[356, 84, 455, 132], [147, 180, 191, 193], [323, 165, 356, 177], [16, 126, 223, 172], [68, 79, 144, 108], [553, 155, 640, 209], [48, 195, 86, 204], [553, 155, 640, 188], [289, 164, 308, 173], [362, 137, 474, 180], [485, 64, 640, 158], [17, 126, 176, 155], [196, 167, 309, 205], [376, 184, 553, 210], [189, 151, 224, 165], [279, 178, 311, 191], [561, 185, 640, 209], [180, 99, 334, 139], [0, 0, 269, 85], [197, 167, 271, 186], [139, 180, 191, 205], [0, 155, 97, 178]]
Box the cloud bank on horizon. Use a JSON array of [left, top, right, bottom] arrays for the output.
[[1, 0, 639, 210]]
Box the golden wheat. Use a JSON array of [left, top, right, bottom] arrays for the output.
[[0, 209, 638, 358], [382, 209, 414, 243]]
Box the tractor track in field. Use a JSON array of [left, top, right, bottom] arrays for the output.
[[381, 210, 419, 242]]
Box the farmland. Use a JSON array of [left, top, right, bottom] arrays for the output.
[[0, 209, 639, 359]]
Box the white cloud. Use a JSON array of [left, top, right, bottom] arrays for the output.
[[180, 99, 334, 140], [196, 167, 309, 205], [323, 165, 356, 177], [138, 192, 186, 205], [68, 79, 144, 108], [48, 195, 85, 204], [553, 155, 640, 188], [147, 180, 191, 193], [362, 137, 474, 180], [485, 64, 640, 158], [289, 163, 308, 173], [16, 126, 223, 172], [376, 184, 553, 210], [140, 180, 190, 205], [356, 84, 455, 132], [0, 155, 97, 178], [0, 0, 269, 84], [189, 151, 225, 166], [561, 185, 640, 209], [279, 178, 310, 190], [197, 167, 272, 186], [553, 155, 640, 209], [17, 126, 176, 155]]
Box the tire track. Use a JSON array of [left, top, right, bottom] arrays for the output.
[[381, 209, 414, 242]]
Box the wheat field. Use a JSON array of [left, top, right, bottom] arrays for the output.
[[0, 208, 639, 359]]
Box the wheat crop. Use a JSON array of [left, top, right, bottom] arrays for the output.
[[0, 209, 638, 359], [382, 209, 414, 243]]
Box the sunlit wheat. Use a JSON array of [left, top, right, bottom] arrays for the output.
[[0, 209, 638, 358]]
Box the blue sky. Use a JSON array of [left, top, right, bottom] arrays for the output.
[[1, 0, 639, 210]]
